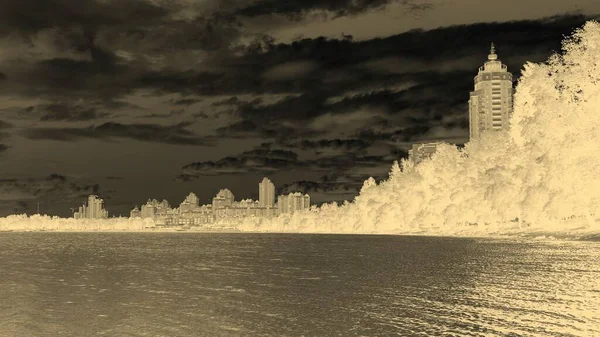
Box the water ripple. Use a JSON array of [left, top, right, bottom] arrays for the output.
[[0, 233, 598, 336]]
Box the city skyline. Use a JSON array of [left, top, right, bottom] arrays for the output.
[[73, 175, 309, 222], [49, 44, 516, 217], [127, 176, 308, 225], [0, 1, 599, 217]]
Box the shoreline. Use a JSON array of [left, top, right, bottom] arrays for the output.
[[1, 229, 599, 241]]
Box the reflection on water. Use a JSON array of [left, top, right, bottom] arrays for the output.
[[0, 233, 598, 336]]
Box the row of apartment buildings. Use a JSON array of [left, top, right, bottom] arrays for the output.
[[129, 177, 311, 226], [73, 195, 108, 219]]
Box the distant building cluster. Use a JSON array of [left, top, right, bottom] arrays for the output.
[[73, 195, 108, 219], [128, 177, 310, 227], [409, 43, 514, 165]]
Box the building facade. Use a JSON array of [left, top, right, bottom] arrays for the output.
[[278, 192, 310, 214], [469, 43, 514, 140], [258, 177, 275, 207], [139, 199, 170, 218], [212, 189, 234, 209]]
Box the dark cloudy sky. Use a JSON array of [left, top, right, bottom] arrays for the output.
[[0, 0, 598, 217]]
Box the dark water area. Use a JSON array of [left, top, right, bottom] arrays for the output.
[[0, 233, 598, 337]]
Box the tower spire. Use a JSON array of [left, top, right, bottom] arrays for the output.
[[487, 42, 498, 60]]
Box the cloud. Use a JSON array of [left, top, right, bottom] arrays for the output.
[[0, 120, 12, 129], [215, 120, 259, 136], [233, 0, 431, 19], [211, 96, 248, 106], [11, 100, 134, 121], [38, 102, 109, 121], [362, 55, 484, 74], [238, 92, 330, 122], [262, 61, 319, 81], [214, 118, 322, 141], [23, 121, 212, 146], [180, 149, 303, 177], [354, 125, 432, 143], [0, 120, 12, 143], [3, 11, 590, 131], [286, 138, 371, 151], [0, 0, 173, 34], [309, 107, 388, 136], [139, 109, 186, 119], [171, 98, 202, 106], [0, 1, 244, 100]]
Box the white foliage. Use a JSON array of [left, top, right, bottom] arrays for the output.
[[226, 20, 600, 236]]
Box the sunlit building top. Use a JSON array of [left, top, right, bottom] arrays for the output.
[[469, 43, 514, 140]]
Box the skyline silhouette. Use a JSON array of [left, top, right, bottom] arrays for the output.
[[0, 1, 599, 217], [69, 43, 515, 220], [66, 42, 512, 221]]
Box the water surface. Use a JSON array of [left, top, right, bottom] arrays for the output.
[[0, 233, 598, 336]]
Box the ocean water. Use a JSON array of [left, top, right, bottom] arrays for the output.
[[0, 233, 598, 337]]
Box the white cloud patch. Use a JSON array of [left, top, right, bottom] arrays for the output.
[[0, 28, 91, 65], [309, 107, 388, 137], [262, 61, 319, 81], [363, 55, 483, 74], [325, 81, 418, 104]]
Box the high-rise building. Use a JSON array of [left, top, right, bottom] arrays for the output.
[[258, 177, 275, 207], [469, 43, 514, 140]]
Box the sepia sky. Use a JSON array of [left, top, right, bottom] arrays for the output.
[[0, 0, 599, 217]]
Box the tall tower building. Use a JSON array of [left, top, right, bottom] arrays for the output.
[[259, 177, 275, 207], [469, 43, 513, 140]]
